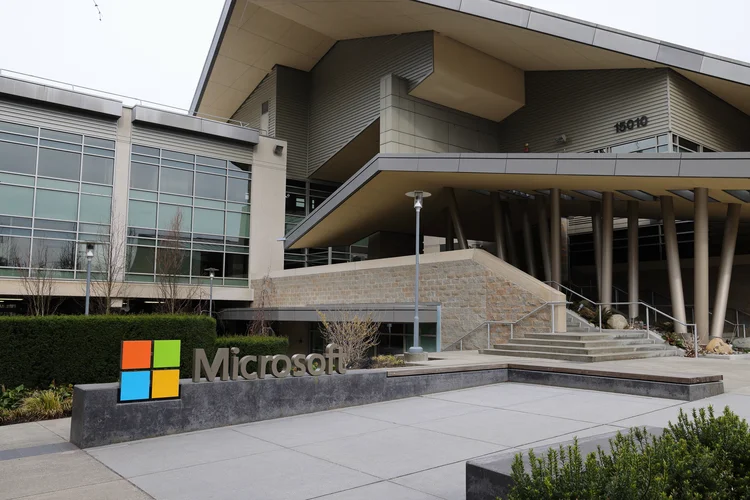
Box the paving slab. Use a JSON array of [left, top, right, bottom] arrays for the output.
[[295, 425, 505, 479], [315, 480, 441, 499], [614, 392, 750, 428], [129, 448, 378, 500], [0, 450, 121, 500], [0, 422, 64, 452], [339, 396, 486, 425], [413, 408, 596, 447], [424, 382, 572, 409], [88, 427, 281, 478], [392, 461, 467, 500], [37, 418, 71, 440], [19, 479, 152, 500]]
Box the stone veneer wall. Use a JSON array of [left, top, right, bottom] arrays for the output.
[[253, 250, 560, 349]]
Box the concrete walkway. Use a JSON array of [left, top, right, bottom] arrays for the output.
[[1, 353, 748, 499]]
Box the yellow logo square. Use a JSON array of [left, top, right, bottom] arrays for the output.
[[151, 369, 180, 399]]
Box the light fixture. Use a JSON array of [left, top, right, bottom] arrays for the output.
[[84, 242, 95, 315], [273, 144, 284, 156], [618, 190, 656, 202], [205, 267, 219, 317], [404, 191, 431, 355], [144, 300, 164, 304]]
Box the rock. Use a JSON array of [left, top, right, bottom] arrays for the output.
[[606, 314, 629, 330], [732, 338, 750, 349], [706, 337, 733, 354]]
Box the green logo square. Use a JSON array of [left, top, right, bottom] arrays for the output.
[[153, 340, 181, 368]]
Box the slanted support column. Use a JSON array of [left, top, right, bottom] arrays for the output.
[[694, 187, 710, 344], [601, 192, 614, 308], [550, 188, 561, 285], [490, 192, 506, 260], [590, 202, 602, 300], [445, 187, 468, 250], [445, 209, 454, 251], [711, 203, 741, 339], [521, 202, 537, 277], [536, 196, 552, 282], [503, 202, 520, 267], [627, 200, 639, 320], [660, 195, 687, 334]]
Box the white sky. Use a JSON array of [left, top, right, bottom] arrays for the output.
[[0, 0, 748, 112]]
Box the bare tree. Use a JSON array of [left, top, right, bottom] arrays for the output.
[[155, 210, 196, 314], [248, 272, 276, 336], [317, 310, 380, 368], [87, 214, 128, 314], [17, 247, 58, 316]]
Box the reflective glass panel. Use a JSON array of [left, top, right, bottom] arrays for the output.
[[160, 167, 193, 195], [0, 236, 30, 267], [84, 137, 115, 149], [155, 248, 190, 275], [0, 185, 33, 217], [126, 246, 155, 273], [224, 253, 248, 278], [191, 250, 223, 277], [82, 155, 114, 184], [128, 200, 157, 228], [228, 162, 250, 177], [38, 148, 81, 180], [195, 173, 226, 200], [0, 141, 36, 175], [35, 189, 78, 220], [33, 238, 77, 269], [227, 178, 250, 203], [163, 150, 194, 163], [0, 121, 37, 137], [0, 132, 36, 145], [79, 194, 111, 224], [130, 163, 158, 191], [40, 129, 81, 144], [193, 208, 224, 235], [132, 145, 159, 157], [158, 204, 192, 232], [225, 212, 249, 238], [196, 156, 226, 168]]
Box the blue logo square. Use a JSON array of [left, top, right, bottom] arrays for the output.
[[120, 370, 151, 401]]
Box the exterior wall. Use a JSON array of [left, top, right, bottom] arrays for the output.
[[380, 75, 499, 154], [0, 97, 117, 138], [668, 71, 750, 152], [275, 66, 311, 179], [496, 69, 670, 153], [130, 124, 253, 164], [231, 69, 277, 136], [253, 250, 566, 349], [308, 32, 434, 175]]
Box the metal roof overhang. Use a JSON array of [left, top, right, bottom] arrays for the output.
[[284, 153, 750, 249], [192, 0, 750, 120]]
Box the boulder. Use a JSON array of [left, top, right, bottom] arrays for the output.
[[706, 337, 733, 354], [732, 337, 750, 349], [606, 314, 629, 330]]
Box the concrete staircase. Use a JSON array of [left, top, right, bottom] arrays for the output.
[[481, 310, 683, 362]]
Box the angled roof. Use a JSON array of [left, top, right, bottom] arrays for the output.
[[192, 0, 750, 120]]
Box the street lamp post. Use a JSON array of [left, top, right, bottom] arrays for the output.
[[84, 243, 94, 316], [405, 191, 431, 354], [205, 267, 218, 316]]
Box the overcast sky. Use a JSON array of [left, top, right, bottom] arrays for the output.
[[0, 0, 748, 112]]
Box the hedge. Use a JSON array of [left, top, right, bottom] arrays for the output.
[[214, 335, 289, 373], [0, 315, 216, 387]]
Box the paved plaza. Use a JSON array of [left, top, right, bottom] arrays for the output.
[[4, 356, 750, 500]]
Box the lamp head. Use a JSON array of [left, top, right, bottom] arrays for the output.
[[85, 242, 95, 260], [205, 267, 218, 279], [405, 191, 431, 210]]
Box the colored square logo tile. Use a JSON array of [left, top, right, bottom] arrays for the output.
[[153, 340, 181, 368], [120, 371, 151, 401], [121, 340, 152, 370], [151, 369, 180, 399]]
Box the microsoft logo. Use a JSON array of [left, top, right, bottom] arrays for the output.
[[119, 340, 181, 402]]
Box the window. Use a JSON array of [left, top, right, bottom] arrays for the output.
[[33, 239, 76, 269], [195, 173, 226, 200], [0, 185, 33, 217], [224, 253, 248, 278], [227, 178, 250, 203], [191, 250, 223, 277], [0, 141, 37, 175], [127, 246, 155, 274], [82, 155, 114, 184], [0, 236, 30, 267], [225, 212, 249, 239], [260, 101, 269, 133], [79, 194, 111, 224], [160, 167, 193, 195], [128, 201, 157, 228], [130, 163, 159, 191], [193, 208, 225, 235], [37, 148, 81, 180], [35, 190, 78, 221], [158, 205, 192, 232]]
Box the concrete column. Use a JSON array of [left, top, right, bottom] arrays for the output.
[[521, 202, 537, 277], [694, 187, 710, 344], [550, 188, 561, 285], [627, 200, 639, 320], [601, 192, 614, 308], [590, 202, 602, 300], [445, 188, 468, 250], [711, 203, 741, 339], [445, 209, 454, 251], [536, 196, 552, 282], [490, 192, 506, 260], [111, 109, 133, 285], [660, 195, 687, 334], [503, 202, 520, 267]]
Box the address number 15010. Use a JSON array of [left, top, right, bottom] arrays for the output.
[[614, 116, 648, 133]]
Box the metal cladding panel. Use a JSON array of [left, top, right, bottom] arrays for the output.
[[0, 98, 117, 138], [275, 67, 311, 180], [231, 69, 277, 137], [131, 125, 253, 164], [308, 32, 434, 176], [667, 71, 750, 152], [497, 69, 670, 153]]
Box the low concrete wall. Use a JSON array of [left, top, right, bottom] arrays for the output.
[[70, 368, 509, 448]]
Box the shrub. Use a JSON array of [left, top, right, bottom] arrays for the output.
[[369, 355, 405, 368], [0, 383, 73, 425], [0, 315, 216, 387], [509, 406, 750, 499], [214, 335, 289, 373]]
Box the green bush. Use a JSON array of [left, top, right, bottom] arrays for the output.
[[214, 335, 289, 373], [0, 383, 73, 425], [509, 406, 750, 499], [0, 315, 216, 387]]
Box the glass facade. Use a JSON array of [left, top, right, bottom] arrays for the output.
[[590, 133, 715, 154], [126, 145, 251, 287], [284, 179, 368, 269], [0, 120, 114, 279]]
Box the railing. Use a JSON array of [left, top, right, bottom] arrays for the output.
[[443, 301, 568, 351], [547, 281, 699, 358]]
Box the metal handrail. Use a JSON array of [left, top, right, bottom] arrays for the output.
[[444, 300, 568, 351]]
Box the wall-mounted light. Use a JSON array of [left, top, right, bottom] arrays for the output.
[[274, 145, 284, 156]]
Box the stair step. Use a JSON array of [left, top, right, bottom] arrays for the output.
[[480, 347, 682, 362], [493, 343, 673, 355], [510, 338, 660, 348], [523, 333, 621, 341]]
